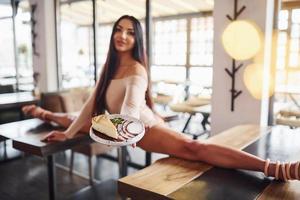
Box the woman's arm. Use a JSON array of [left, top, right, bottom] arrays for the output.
[[64, 87, 97, 138], [120, 75, 147, 118], [43, 83, 98, 141]]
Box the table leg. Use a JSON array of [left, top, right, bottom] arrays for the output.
[[145, 151, 152, 166], [118, 146, 128, 177], [47, 155, 56, 200], [289, 94, 300, 109], [3, 140, 7, 159], [182, 114, 193, 133], [201, 113, 210, 131]]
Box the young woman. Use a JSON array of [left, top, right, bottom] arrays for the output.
[[23, 15, 299, 182]]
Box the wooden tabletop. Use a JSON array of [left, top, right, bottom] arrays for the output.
[[118, 125, 300, 200], [170, 103, 211, 114], [0, 119, 92, 157]]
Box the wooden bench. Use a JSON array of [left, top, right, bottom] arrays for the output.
[[117, 125, 300, 199]]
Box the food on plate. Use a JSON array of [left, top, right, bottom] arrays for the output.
[[91, 114, 144, 144], [91, 115, 118, 139]]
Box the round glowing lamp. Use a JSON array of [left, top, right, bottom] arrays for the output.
[[243, 63, 274, 99], [222, 20, 262, 60]]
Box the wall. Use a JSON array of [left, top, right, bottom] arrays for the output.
[[211, 0, 275, 134]]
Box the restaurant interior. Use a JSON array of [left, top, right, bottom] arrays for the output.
[[0, 0, 300, 199]]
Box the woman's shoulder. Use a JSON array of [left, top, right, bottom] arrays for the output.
[[126, 62, 147, 80]]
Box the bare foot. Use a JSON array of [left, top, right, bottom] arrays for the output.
[[22, 105, 52, 121]]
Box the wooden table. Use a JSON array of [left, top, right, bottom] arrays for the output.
[[118, 125, 300, 200], [0, 119, 92, 200], [0, 118, 129, 200]]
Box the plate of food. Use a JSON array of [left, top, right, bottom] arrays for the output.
[[89, 114, 145, 146]]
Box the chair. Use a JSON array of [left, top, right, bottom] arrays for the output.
[[153, 93, 174, 110], [0, 84, 14, 94], [0, 84, 18, 124], [0, 84, 16, 159], [170, 95, 211, 139], [276, 109, 300, 129]]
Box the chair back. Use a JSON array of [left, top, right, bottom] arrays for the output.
[[0, 84, 14, 94]]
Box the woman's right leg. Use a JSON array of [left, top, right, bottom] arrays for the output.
[[137, 125, 300, 181], [22, 105, 91, 133]]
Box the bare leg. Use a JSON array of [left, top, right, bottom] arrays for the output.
[[22, 105, 91, 133], [137, 125, 300, 180]]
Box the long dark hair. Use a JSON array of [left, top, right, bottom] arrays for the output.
[[93, 15, 154, 115]]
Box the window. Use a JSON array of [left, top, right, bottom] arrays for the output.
[[275, 8, 300, 92], [16, 1, 33, 91], [0, 16, 15, 87], [0, 0, 33, 92], [190, 16, 213, 66], [97, 25, 112, 72], [57, 0, 214, 94], [289, 9, 300, 68], [59, 0, 94, 89], [96, 0, 146, 77], [151, 14, 213, 96], [153, 19, 187, 66]]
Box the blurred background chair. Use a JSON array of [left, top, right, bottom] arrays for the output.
[[0, 84, 17, 158], [276, 109, 300, 129], [0, 84, 15, 94], [170, 95, 211, 139]]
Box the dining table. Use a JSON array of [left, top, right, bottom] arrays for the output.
[[0, 118, 128, 200], [118, 124, 300, 200]]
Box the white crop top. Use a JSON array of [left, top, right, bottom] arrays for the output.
[[105, 75, 159, 127]]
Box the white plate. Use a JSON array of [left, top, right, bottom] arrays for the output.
[[89, 114, 145, 146]]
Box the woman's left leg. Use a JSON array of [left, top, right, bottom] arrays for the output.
[[137, 125, 299, 180]]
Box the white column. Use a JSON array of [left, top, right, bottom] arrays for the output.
[[29, 0, 58, 92], [211, 0, 275, 134]]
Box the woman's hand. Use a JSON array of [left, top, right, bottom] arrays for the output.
[[41, 130, 70, 142]]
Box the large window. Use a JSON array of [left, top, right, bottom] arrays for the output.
[[58, 0, 214, 96], [59, 0, 147, 88], [153, 19, 187, 66], [0, 4, 14, 87], [59, 0, 94, 89], [275, 7, 300, 93], [151, 13, 213, 97], [0, 0, 33, 92], [274, 2, 300, 115], [16, 1, 33, 91], [98, 25, 112, 70], [96, 0, 146, 76], [190, 16, 213, 66]]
